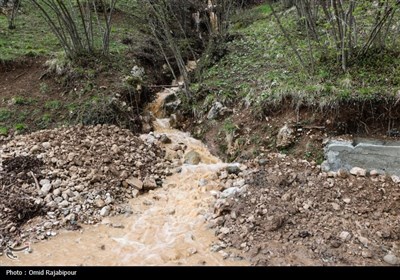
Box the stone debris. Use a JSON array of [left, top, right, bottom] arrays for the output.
[[209, 153, 400, 266], [0, 124, 172, 247], [276, 124, 295, 148]]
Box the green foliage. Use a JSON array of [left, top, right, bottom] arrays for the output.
[[0, 2, 58, 60], [13, 96, 35, 105], [257, 4, 272, 15], [0, 126, 8, 136], [45, 100, 62, 110], [0, 109, 11, 122], [223, 119, 237, 134], [15, 110, 29, 122], [40, 83, 49, 94], [39, 113, 52, 128], [198, 2, 400, 113], [14, 123, 27, 131]]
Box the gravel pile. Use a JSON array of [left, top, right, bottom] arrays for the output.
[[209, 153, 400, 266], [0, 124, 172, 248]]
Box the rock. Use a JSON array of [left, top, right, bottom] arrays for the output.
[[41, 183, 52, 195], [337, 168, 349, 179], [357, 236, 369, 247], [47, 201, 57, 209], [30, 145, 40, 153], [343, 198, 351, 204], [339, 231, 351, 242], [100, 206, 111, 217], [125, 177, 143, 190], [39, 179, 51, 187], [383, 254, 398, 265], [52, 179, 62, 188], [131, 189, 139, 198], [42, 142, 51, 149], [350, 167, 366, 177], [327, 171, 336, 178], [221, 187, 240, 198], [142, 122, 152, 134], [66, 213, 76, 221], [219, 171, 228, 179], [159, 134, 171, 144], [143, 177, 157, 190], [95, 199, 106, 208], [207, 102, 224, 120], [233, 179, 246, 188], [74, 185, 84, 191], [59, 200, 69, 208], [258, 159, 268, 166], [220, 227, 230, 235], [361, 250, 372, 258], [44, 222, 53, 229], [119, 170, 129, 180], [330, 238, 342, 248], [171, 144, 182, 151], [111, 144, 120, 154], [276, 124, 295, 148], [369, 169, 381, 177], [332, 202, 340, 211], [226, 165, 240, 175], [105, 196, 113, 205], [184, 150, 201, 165], [130, 65, 145, 79], [391, 175, 400, 184]]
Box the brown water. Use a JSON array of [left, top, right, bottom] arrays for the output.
[[1, 86, 248, 266]]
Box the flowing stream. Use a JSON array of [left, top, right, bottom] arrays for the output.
[[1, 85, 248, 266]]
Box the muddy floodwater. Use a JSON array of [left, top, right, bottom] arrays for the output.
[[1, 86, 248, 266]]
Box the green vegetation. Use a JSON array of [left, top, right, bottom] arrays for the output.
[[200, 3, 400, 112], [0, 2, 58, 61], [14, 123, 27, 131], [0, 109, 11, 122], [0, 126, 8, 136], [0, 1, 136, 61], [223, 119, 237, 134], [39, 83, 49, 94], [44, 100, 62, 110], [13, 96, 35, 105]]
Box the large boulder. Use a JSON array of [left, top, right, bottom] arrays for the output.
[[184, 150, 201, 165], [276, 124, 295, 148], [207, 102, 225, 120]]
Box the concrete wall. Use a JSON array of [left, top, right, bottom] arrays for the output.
[[322, 139, 400, 176]]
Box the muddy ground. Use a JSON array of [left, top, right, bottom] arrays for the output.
[[210, 153, 400, 266]]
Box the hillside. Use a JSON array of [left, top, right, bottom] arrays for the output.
[[1, 0, 400, 267]]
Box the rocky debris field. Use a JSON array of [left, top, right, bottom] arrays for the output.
[[208, 154, 400, 266], [0, 125, 173, 251]]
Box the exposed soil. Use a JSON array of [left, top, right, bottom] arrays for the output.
[[0, 56, 154, 138], [210, 153, 400, 266], [0, 57, 64, 98], [189, 96, 400, 166]]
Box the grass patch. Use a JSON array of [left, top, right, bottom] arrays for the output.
[[0, 126, 8, 136], [14, 123, 27, 132], [0, 109, 11, 122], [200, 3, 400, 113], [0, 2, 59, 60], [44, 100, 62, 110], [12, 96, 36, 105]]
